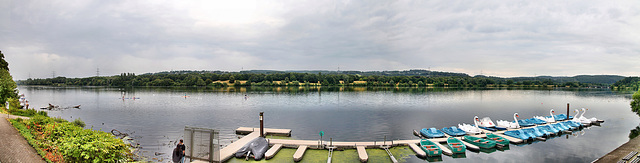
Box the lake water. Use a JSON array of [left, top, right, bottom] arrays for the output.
[[17, 86, 640, 162]]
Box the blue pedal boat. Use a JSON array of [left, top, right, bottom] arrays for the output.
[[525, 118, 547, 125], [421, 128, 446, 138], [442, 126, 466, 137]]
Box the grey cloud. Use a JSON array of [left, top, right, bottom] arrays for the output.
[[1, 0, 639, 79]]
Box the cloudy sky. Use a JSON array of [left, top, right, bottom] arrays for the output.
[[1, 0, 639, 80]]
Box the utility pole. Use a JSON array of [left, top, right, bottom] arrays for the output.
[[96, 68, 100, 77], [52, 71, 56, 78]]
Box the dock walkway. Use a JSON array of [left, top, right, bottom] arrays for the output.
[[214, 132, 260, 162], [0, 114, 45, 163], [594, 136, 640, 163]]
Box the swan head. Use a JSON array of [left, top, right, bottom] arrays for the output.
[[581, 108, 586, 111], [474, 116, 479, 121], [515, 113, 519, 117]]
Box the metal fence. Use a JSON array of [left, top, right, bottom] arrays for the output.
[[184, 126, 220, 162]]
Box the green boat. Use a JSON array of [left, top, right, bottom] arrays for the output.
[[485, 133, 509, 147], [420, 139, 442, 157], [463, 135, 496, 149], [446, 137, 466, 154]]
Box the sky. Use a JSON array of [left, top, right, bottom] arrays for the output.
[[1, 0, 639, 80]]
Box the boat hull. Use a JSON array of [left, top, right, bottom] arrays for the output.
[[447, 137, 466, 154], [463, 135, 496, 149], [485, 133, 509, 146], [420, 139, 442, 157]]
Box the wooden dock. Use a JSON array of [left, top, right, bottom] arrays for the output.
[[215, 131, 260, 162], [408, 143, 426, 158], [210, 125, 578, 162], [293, 145, 308, 162], [356, 146, 368, 162], [236, 127, 292, 136], [265, 144, 283, 160]]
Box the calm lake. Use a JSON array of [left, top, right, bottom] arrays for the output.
[[17, 86, 640, 162]]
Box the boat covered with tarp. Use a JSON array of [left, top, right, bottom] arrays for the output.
[[235, 137, 269, 160]]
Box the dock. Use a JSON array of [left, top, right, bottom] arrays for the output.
[[356, 146, 368, 162], [215, 131, 260, 162], [293, 145, 308, 162], [408, 143, 426, 158], [236, 127, 292, 136], [265, 144, 283, 159], [209, 125, 584, 162]]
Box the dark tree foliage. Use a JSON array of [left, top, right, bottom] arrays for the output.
[[0, 50, 8, 71], [16, 70, 619, 88]]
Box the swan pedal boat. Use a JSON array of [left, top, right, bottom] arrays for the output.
[[421, 128, 446, 138], [420, 139, 442, 157], [536, 125, 560, 134], [442, 126, 467, 137], [459, 116, 483, 135], [485, 133, 509, 147], [446, 137, 466, 154], [503, 130, 535, 141], [463, 135, 496, 149], [524, 118, 547, 125], [515, 119, 535, 127], [522, 127, 550, 137], [580, 108, 605, 124], [550, 123, 571, 131]]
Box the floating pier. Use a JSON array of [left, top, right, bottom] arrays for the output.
[[215, 131, 261, 162], [408, 143, 426, 158], [293, 145, 308, 162], [356, 146, 368, 162], [265, 144, 283, 160], [236, 127, 292, 136], [219, 123, 588, 163]]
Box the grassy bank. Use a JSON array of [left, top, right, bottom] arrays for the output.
[[9, 115, 133, 163]]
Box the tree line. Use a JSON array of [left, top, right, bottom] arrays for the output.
[[18, 70, 614, 88]]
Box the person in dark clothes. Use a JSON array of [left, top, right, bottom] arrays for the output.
[[172, 146, 180, 163], [178, 139, 186, 163]]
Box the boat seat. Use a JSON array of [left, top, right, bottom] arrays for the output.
[[452, 145, 462, 148], [473, 140, 481, 142]]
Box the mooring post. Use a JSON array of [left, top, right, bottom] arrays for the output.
[[330, 138, 333, 147], [384, 136, 387, 146], [260, 112, 264, 137], [566, 103, 570, 120]]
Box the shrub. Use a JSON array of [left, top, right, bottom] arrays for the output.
[[71, 118, 85, 128], [11, 115, 131, 162]]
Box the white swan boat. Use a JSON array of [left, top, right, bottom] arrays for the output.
[[571, 109, 591, 126], [579, 108, 604, 124], [534, 109, 556, 123], [458, 116, 483, 135], [497, 113, 520, 129]]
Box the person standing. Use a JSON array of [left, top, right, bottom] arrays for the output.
[[178, 139, 185, 163]]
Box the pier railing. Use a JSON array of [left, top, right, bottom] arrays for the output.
[[184, 126, 220, 163]]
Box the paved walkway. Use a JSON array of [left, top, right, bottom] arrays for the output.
[[0, 114, 45, 163], [595, 135, 640, 162]]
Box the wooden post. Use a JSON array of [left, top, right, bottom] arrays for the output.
[[260, 112, 264, 137], [566, 103, 570, 120]]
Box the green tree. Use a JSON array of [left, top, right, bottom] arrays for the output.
[[0, 50, 8, 71], [631, 89, 640, 115], [0, 69, 18, 104]]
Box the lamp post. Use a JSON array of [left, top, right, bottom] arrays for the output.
[[260, 112, 264, 137]]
